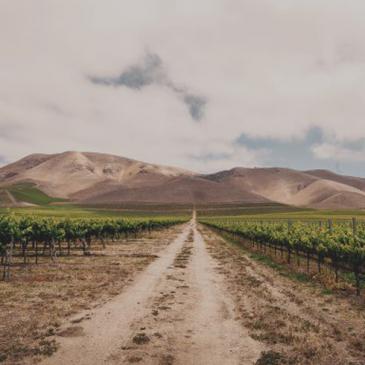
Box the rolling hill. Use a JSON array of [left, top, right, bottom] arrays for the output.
[[1, 151, 365, 209], [205, 167, 365, 209]]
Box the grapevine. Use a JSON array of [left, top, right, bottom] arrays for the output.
[[200, 217, 365, 295], [0, 215, 187, 280]]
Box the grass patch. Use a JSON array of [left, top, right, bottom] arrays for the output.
[[197, 202, 303, 217], [286, 271, 311, 283], [342, 272, 365, 289], [198, 203, 365, 221], [321, 288, 333, 295], [249, 252, 283, 271], [7, 183, 66, 206], [0, 203, 191, 219], [217, 230, 313, 286], [249, 251, 311, 283], [255, 351, 284, 365]]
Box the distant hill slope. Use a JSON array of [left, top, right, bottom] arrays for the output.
[[205, 167, 317, 204], [0, 151, 192, 199], [1, 151, 365, 209], [80, 175, 269, 205], [305, 169, 365, 191], [204, 167, 365, 209]]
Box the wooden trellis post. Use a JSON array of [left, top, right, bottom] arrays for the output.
[[352, 217, 357, 236]]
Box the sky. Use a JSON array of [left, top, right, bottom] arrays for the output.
[[1, 1, 365, 176]]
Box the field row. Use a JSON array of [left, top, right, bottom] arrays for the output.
[[0, 215, 188, 280], [200, 217, 365, 295]]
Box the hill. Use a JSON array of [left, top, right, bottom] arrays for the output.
[[206, 167, 365, 209], [1, 152, 365, 209]]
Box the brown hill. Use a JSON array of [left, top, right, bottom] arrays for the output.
[[80, 175, 269, 205], [205, 167, 365, 209], [305, 169, 365, 191], [311, 191, 365, 210], [0, 151, 191, 199], [205, 167, 317, 204], [0, 152, 266, 205], [288, 179, 365, 208], [1, 152, 365, 209]]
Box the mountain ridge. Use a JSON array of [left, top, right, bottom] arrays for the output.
[[1, 151, 365, 209]]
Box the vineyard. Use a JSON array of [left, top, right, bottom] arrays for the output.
[[0, 214, 187, 280], [199, 216, 365, 295], [1, 211, 365, 364]]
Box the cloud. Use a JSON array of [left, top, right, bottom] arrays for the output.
[[342, 138, 365, 152], [0, 155, 7, 166], [312, 143, 365, 163], [234, 127, 325, 169], [186, 140, 268, 173], [234, 128, 365, 175], [1, 1, 365, 175], [0, 121, 25, 142], [183, 94, 207, 121], [90, 52, 207, 121], [235, 127, 323, 150], [90, 53, 164, 89]]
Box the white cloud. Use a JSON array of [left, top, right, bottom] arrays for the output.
[[312, 143, 365, 163], [1, 1, 365, 173]]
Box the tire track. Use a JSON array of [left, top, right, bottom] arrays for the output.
[[40, 216, 262, 365], [40, 221, 192, 365], [115, 220, 262, 364]]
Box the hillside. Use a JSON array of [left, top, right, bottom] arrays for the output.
[[1, 152, 365, 209], [0, 151, 191, 199], [206, 167, 365, 210], [305, 169, 365, 191], [205, 167, 317, 204], [80, 175, 269, 205]]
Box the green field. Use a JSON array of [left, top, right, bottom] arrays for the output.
[[197, 203, 365, 221], [196, 202, 305, 216], [6, 183, 67, 205], [2, 202, 365, 221], [0, 205, 192, 219], [0, 183, 191, 218], [0, 201, 192, 219]]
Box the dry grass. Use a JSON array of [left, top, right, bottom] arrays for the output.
[[0, 226, 182, 365], [216, 229, 365, 300], [200, 226, 365, 365]]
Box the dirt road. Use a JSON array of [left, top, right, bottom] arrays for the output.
[[38, 216, 365, 365], [40, 217, 262, 365]]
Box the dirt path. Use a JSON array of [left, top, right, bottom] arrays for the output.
[[33, 216, 365, 365], [40, 217, 262, 365], [113, 218, 262, 364]]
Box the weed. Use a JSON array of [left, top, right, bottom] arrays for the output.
[[255, 351, 284, 365], [132, 333, 150, 345], [321, 288, 333, 295]]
